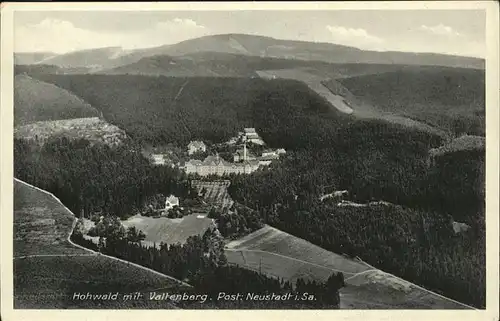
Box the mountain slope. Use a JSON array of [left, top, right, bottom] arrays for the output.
[[160, 34, 484, 69], [38, 46, 137, 71], [14, 52, 57, 65], [14, 74, 100, 126], [33, 74, 353, 147], [334, 67, 485, 136], [17, 33, 485, 71]]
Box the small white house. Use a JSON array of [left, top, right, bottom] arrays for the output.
[[165, 195, 180, 210], [187, 141, 207, 155], [151, 154, 166, 165]]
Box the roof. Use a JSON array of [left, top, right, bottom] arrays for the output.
[[188, 140, 206, 148], [452, 221, 470, 234], [186, 155, 260, 169], [166, 195, 179, 203], [243, 160, 260, 166], [260, 154, 279, 161], [186, 159, 203, 166], [202, 155, 231, 166], [244, 128, 256, 133], [151, 154, 164, 158]]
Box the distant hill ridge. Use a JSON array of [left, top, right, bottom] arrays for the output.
[[15, 33, 485, 71]]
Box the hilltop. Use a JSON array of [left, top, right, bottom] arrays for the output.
[[98, 52, 410, 79], [16, 33, 485, 71], [14, 52, 57, 65], [14, 74, 100, 126]]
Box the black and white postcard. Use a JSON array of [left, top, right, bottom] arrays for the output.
[[1, 2, 498, 321]]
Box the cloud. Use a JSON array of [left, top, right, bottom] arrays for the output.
[[419, 24, 461, 37], [326, 25, 384, 50], [14, 18, 210, 53]]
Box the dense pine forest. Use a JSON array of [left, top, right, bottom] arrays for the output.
[[338, 67, 485, 136], [14, 137, 195, 219]]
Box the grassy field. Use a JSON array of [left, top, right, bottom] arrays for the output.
[[14, 255, 183, 309], [14, 74, 100, 126], [122, 214, 214, 247], [13, 179, 187, 309], [226, 225, 472, 309], [14, 179, 89, 256], [14, 117, 128, 146], [340, 270, 470, 309], [225, 225, 371, 283]]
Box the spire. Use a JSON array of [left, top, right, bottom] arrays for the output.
[[243, 139, 247, 161]]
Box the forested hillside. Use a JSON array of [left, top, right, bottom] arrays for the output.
[[14, 74, 100, 126], [228, 147, 485, 308], [14, 137, 192, 219], [34, 75, 351, 146], [336, 67, 485, 136], [30, 74, 457, 208]]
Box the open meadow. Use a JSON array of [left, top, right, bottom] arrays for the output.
[[14, 179, 89, 256], [225, 225, 371, 283], [225, 225, 473, 309], [122, 214, 215, 247]]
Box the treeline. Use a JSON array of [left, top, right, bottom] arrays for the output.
[[71, 221, 344, 308], [14, 137, 194, 219], [208, 204, 264, 239]]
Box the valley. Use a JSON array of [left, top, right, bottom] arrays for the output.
[[12, 32, 486, 310]]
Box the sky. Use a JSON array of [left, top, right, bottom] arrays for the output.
[[14, 10, 486, 58]]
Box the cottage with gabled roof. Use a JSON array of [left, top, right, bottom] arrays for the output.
[[165, 195, 180, 210]]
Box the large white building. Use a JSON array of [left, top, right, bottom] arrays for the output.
[[243, 128, 265, 145], [185, 155, 260, 177]]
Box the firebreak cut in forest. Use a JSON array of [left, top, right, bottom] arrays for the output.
[[14, 74, 485, 308]]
